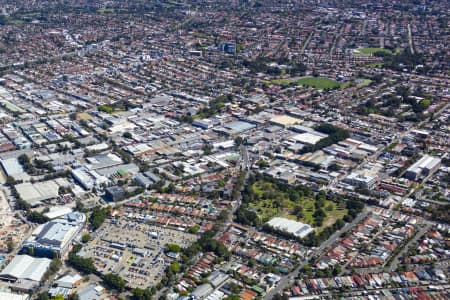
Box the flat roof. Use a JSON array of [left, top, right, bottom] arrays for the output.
[[292, 132, 324, 145], [224, 121, 256, 133], [15, 180, 60, 205]]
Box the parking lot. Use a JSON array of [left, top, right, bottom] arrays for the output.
[[83, 219, 198, 288]]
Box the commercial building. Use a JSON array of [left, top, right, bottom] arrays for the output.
[[219, 42, 236, 54], [104, 186, 126, 202], [266, 217, 314, 239], [344, 172, 377, 189], [22, 212, 86, 257], [72, 167, 109, 190], [192, 119, 214, 130], [404, 155, 441, 181]]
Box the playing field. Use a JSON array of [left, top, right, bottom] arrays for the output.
[[271, 77, 341, 89], [354, 47, 392, 56]]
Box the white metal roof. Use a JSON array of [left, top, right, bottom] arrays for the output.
[[0, 255, 51, 282]]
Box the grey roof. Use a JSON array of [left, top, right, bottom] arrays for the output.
[[135, 174, 152, 187], [224, 121, 256, 133], [144, 171, 161, 183], [95, 163, 139, 177], [87, 153, 123, 170], [78, 285, 105, 300]]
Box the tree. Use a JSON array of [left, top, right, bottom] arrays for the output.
[[6, 176, 15, 186], [27, 211, 50, 224], [165, 243, 181, 253], [292, 205, 304, 219], [202, 144, 213, 155], [123, 132, 132, 139], [273, 294, 289, 300], [234, 136, 244, 146], [97, 105, 114, 113], [103, 273, 126, 292], [168, 262, 180, 273], [223, 295, 240, 300], [89, 207, 109, 230], [188, 225, 200, 234], [235, 207, 261, 227], [68, 250, 95, 274], [67, 293, 80, 300], [256, 160, 269, 168], [6, 240, 14, 253], [37, 292, 50, 300], [42, 258, 62, 283], [81, 234, 91, 243], [131, 288, 154, 300], [75, 201, 85, 212], [333, 264, 342, 276], [328, 163, 341, 171]]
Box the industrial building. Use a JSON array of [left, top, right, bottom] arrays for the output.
[[49, 273, 83, 298], [0, 255, 51, 283], [223, 121, 256, 134], [85, 153, 123, 171], [14, 179, 70, 207], [0, 291, 30, 300], [404, 155, 441, 181], [0, 158, 30, 181], [266, 217, 314, 238], [134, 173, 153, 189], [291, 132, 325, 145]]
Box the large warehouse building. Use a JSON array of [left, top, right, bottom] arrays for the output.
[[266, 217, 314, 239], [404, 155, 441, 181], [14, 181, 58, 207], [0, 255, 51, 283], [0, 158, 30, 181]]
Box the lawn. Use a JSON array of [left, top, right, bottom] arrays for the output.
[[3, 17, 25, 25], [77, 112, 92, 120], [97, 8, 116, 13], [248, 180, 347, 232], [357, 79, 373, 87], [271, 78, 296, 85], [365, 62, 384, 68], [354, 47, 392, 57], [271, 77, 341, 89]]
